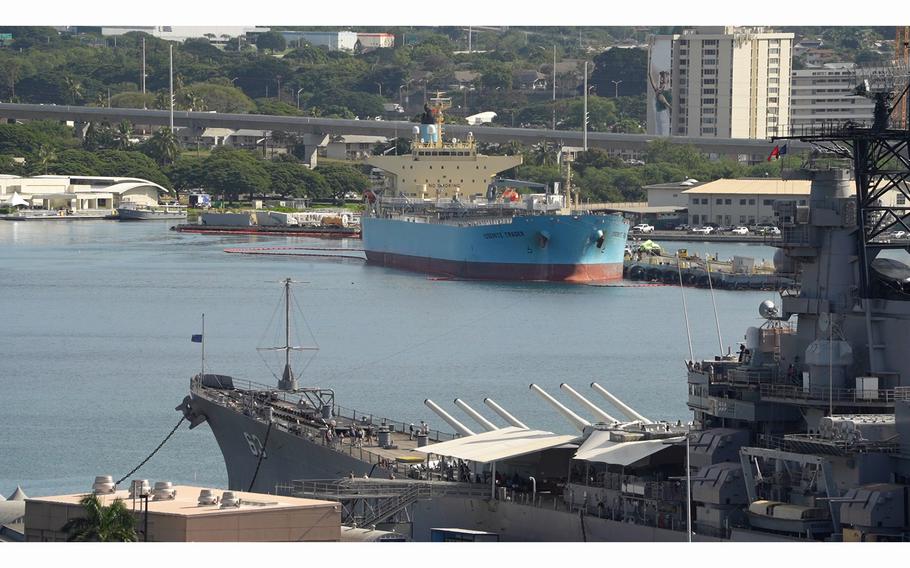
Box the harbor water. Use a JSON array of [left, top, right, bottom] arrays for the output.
[[0, 221, 779, 497]]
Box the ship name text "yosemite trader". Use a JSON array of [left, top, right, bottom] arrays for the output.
[[483, 231, 526, 239]]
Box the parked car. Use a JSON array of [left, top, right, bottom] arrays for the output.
[[674, 224, 690, 231], [689, 226, 714, 235], [730, 226, 750, 235], [631, 223, 655, 234], [765, 226, 781, 236], [891, 230, 908, 239]]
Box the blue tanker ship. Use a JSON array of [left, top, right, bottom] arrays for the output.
[[362, 211, 629, 284]]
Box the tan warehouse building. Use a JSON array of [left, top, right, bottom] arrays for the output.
[[683, 179, 810, 226], [24, 484, 341, 542]]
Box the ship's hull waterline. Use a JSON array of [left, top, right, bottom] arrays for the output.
[[362, 214, 629, 284]]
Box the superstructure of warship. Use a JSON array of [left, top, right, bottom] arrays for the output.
[[177, 65, 910, 542]]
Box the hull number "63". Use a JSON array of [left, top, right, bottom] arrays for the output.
[[243, 432, 268, 458]]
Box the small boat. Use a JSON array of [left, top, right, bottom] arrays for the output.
[[117, 202, 188, 221]]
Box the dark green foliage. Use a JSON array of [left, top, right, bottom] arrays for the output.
[[256, 31, 287, 53], [61, 494, 137, 542], [591, 48, 647, 97], [266, 159, 328, 198], [200, 147, 270, 200], [315, 162, 369, 199]]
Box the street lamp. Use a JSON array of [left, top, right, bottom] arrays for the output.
[[375, 82, 383, 97], [399, 79, 414, 110], [230, 77, 239, 86], [297, 88, 305, 110], [611, 79, 623, 99]]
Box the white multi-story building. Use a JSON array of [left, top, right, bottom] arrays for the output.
[[100, 26, 269, 43], [648, 26, 794, 139], [788, 63, 875, 132]]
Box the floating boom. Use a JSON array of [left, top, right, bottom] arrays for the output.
[[454, 398, 499, 431], [559, 383, 619, 424], [424, 399, 475, 437], [590, 382, 652, 424], [483, 398, 529, 429], [529, 383, 591, 431]]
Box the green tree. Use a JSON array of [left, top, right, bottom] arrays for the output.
[[201, 147, 270, 201], [114, 121, 133, 150], [256, 31, 287, 53], [266, 160, 329, 198], [110, 91, 156, 109], [83, 122, 116, 151], [315, 163, 369, 200], [63, 76, 84, 105], [166, 156, 206, 192], [591, 47, 647, 97], [61, 494, 138, 542], [141, 128, 179, 166], [34, 144, 57, 175], [182, 82, 255, 113]]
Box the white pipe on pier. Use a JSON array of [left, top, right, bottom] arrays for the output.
[[528, 383, 590, 431], [454, 398, 498, 431], [424, 399, 475, 437], [483, 398, 528, 429], [590, 382, 652, 424], [559, 383, 619, 424]]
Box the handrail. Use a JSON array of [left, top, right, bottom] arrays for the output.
[[760, 383, 910, 403]]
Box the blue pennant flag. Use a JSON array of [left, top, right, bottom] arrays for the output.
[[191, 334, 203, 343], [779, 143, 788, 156]]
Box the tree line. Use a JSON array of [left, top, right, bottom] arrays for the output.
[[0, 120, 369, 201]]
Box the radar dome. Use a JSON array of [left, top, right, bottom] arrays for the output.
[[759, 300, 779, 319]]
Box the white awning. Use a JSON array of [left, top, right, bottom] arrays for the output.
[[9, 192, 28, 207], [573, 429, 619, 461], [577, 436, 684, 467], [413, 426, 578, 463]]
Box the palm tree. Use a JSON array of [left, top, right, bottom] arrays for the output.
[[63, 76, 83, 105], [531, 142, 556, 167], [35, 144, 56, 175], [115, 120, 133, 150], [147, 128, 179, 165], [61, 494, 138, 542]]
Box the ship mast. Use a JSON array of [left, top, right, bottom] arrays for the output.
[[257, 278, 319, 392]]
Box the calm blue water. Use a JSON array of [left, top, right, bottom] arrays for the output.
[[0, 221, 779, 498]]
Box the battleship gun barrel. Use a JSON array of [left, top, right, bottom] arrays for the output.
[[529, 383, 591, 431], [483, 398, 529, 429], [559, 383, 619, 424], [454, 398, 499, 431], [590, 382, 652, 424], [424, 399, 475, 437]]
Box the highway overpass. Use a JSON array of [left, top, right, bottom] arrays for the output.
[[0, 102, 810, 160]]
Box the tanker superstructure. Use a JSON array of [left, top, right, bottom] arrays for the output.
[[363, 95, 629, 284]]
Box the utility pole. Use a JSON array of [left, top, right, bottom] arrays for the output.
[[141, 38, 146, 95], [552, 45, 557, 130], [169, 44, 174, 131], [583, 61, 588, 151], [467, 26, 472, 53]]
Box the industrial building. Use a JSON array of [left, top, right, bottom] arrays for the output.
[[648, 27, 794, 139], [24, 483, 341, 542], [356, 33, 395, 51], [280, 31, 359, 52], [682, 178, 811, 226]]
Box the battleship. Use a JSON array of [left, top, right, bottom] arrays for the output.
[[361, 95, 629, 284], [178, 71, 910, 541]]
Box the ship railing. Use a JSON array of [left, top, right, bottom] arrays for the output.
[[760, 383, 910, 403], [276, 478, 491, 501], [756, 433, 901, 456], [333, 403, 458, 443]]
